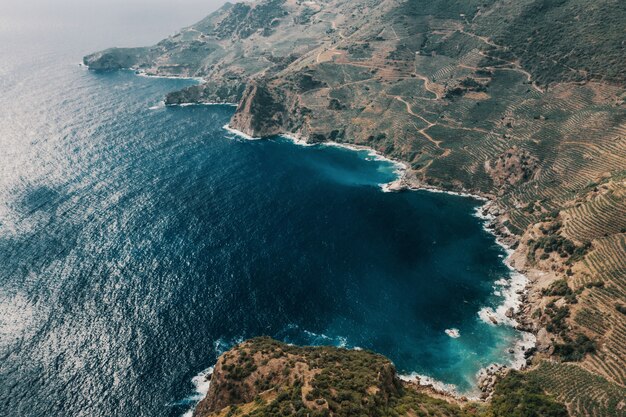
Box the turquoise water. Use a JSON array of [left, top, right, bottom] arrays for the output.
[[0, 4, 527, 417]]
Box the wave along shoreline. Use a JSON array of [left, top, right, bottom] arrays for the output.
[[180, 367, 214, 417]]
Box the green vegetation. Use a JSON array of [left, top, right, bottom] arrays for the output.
[[553, 334, 597, 362], [474, 0, 626, 85], [530, 361, 626, 417], [486, 371, 568, 417], [528, 235, 575, 262], [527, 222, 591, 264], [542, 279, 577, 303], [222, 351, 258, 381], [543, 279, 570, 297], [545, 303, 570, 335], [212, 0, 286, 39], [566, 241, 592, 264], [214, 338, 475, 417]]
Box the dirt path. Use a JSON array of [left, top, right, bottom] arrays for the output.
[[475, 49, 545, 94], [390, 95, 446, 148], [316, 48, 342, 64], [410, 66, 444, 100]]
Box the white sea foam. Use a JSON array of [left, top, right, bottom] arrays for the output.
[[511, 331, 536, 369], [470, 201, 537, 385], [135, 70, 204, 83], [337, 336, 348, 348], [399, 373, 461, 397], [170, 102, 238, 108], [190, 367, 214, 401], [149, 101, 165, 110], [223, 124, 261, 140], [414, 186, 489, 201], [473, 204, 528, 327], [478, 270, 528, 328], [213, 336, 244, 356], [180, 366, 214, 417], [445, 328, 461, 338], [301, 329, 349, 348], [178, 336, 242, 416], [323, 142, 407, 170], [279, 133, 314, 146], [303, 329, 334, 341]]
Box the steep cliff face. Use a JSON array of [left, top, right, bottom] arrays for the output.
[[230, 83, 288, 137]]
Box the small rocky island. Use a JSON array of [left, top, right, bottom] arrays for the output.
[[192, 337, 566, 417]]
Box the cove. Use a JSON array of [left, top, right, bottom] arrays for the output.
[[1, 63, 527, 417]]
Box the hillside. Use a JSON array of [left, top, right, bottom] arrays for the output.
[[193, 337, 568, 417], [84, 1, 626, 416]]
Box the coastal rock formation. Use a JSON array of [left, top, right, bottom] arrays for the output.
[[194, 337, 436, 417], [476, 364, 508, 400], [165, 80, 246, 106], [230, 82, 289, 137], [83, 47, 152, 71]]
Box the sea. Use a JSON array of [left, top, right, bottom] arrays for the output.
[[0, 2, 530, 416]]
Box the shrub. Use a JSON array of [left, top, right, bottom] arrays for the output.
[[488, 371, 568, 417], [554, 334, 597, 362], [545, 304, 569, 335], [543, 279, 570, 297]]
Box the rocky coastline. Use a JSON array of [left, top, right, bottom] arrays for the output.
[[82, 0, 626, 413], [85, 58, 553, 403]]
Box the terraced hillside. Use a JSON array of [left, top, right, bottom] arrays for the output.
[[85, 0, 626, 415]]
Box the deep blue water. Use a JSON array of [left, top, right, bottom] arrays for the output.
[[1, 4, 526, 417]]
